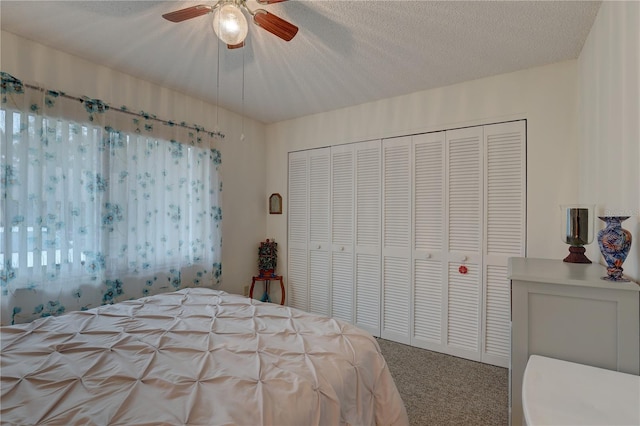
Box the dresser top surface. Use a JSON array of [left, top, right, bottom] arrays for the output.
[[508, 257, 640, 291]]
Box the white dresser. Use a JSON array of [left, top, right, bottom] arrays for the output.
[[508, 257, 640, 426]]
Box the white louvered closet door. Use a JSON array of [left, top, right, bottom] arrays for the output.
[[288, 151, 309, 311], [308, 148, 331, 316], [354, 140, 382, 336], [381, 137, 412, 344], [445, 126, 484, 362], [482, 121, 525, 367], [412, 132, 446, 351], [331, 144, 354, 323]]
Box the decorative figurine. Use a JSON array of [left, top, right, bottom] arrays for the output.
[[258, 239, 277, 277]]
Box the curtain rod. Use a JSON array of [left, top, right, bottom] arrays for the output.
[[25, 83, 226, 139], [1, 73, 225, 139]]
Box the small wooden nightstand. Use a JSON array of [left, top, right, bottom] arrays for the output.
[[250, 275, 285, 305]]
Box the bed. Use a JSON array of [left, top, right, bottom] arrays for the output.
[[0, 288, 408, 425]]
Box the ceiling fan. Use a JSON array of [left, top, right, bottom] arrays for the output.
[[162, 0, 298, 49]]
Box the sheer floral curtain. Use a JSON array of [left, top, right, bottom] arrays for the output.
[[0, 73, 223, 325]]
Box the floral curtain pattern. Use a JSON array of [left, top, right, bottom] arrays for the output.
[[0, 73, 223, 325]]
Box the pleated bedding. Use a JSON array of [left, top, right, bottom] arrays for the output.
[[1, 288, 408, 425]]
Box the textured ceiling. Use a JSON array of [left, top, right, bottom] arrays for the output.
[[0, 1, 601, 124]]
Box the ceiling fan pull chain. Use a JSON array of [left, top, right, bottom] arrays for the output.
[[240, 41, 246, 141]]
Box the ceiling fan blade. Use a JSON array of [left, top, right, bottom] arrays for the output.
[[162, 5, 213, 23], [228, 42, 245, 49], [256, 0, 288, 4], [253, 10, 298, 41]]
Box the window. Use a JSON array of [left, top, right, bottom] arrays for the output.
[[1, 74, 223, 324]]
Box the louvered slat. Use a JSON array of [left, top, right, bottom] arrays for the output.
[[448, 134, 481, 253], [380, 138, 411, 344], [414, 134, 444, 251], [355, 253, 380, 333], [288, 154, 307, 244], [485, 265, 510, 358], [447, 262, 480, 351], [332, 251, 353, 322], [288, 152, 309, 311], [356, 146, 380, 246], [332, 150, 353, 245], [331, 146, 354, 323], [308, 148, 330, 316], [354, 141, 381, 336], [309, 250, 330, 316], [482, 121, 525, 368], [383, 257, 410, 337], [288, 248, 308, 311], [486, 130, 524, 255], [413, 259, 442, 343], [383, 141, 410, 248], [309, 151, 330, 243]]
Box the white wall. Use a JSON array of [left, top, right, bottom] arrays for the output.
[[1, 31, 268, 295], [265, 61, 580, 279], [578, 1, 639, 283]]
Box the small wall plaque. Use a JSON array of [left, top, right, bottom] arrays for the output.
[[269, 193, 282, 214]]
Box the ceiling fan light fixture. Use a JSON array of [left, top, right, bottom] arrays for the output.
[[212, 3, 249, 46]]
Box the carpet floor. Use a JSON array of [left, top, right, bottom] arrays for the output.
[[377, 338, 509, 426]]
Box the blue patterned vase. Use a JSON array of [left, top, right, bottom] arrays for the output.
[[597, 216, 632, 282]]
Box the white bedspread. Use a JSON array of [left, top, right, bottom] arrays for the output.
[[1, 288, 408, 425]]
